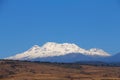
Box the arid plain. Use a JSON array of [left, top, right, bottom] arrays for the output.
[[0, 60, 120, 80]]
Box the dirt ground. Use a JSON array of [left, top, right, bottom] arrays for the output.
[[0, 60, 120, 80]]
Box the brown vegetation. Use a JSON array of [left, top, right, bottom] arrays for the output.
[[0, 60, 120, 80]]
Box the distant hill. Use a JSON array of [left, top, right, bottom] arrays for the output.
[[106, 53, 120, 62]]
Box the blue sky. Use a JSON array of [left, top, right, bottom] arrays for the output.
[[0, 0, 120, 58]]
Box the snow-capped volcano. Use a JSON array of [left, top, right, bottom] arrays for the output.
[[6, 42, 110, 60]]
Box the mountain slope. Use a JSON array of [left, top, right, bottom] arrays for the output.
[[32, 53, 105, 63], [106, 53, 120, 62], [6, 42, 110, 61]]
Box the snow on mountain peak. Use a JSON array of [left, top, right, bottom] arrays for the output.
[[6, 42, 111, 60], [89, 48, 106, 52], [89, 48, 111, 56], [28, 45, 41, 52], [43, 42, 79, 48], [42, 42, 81, 52]]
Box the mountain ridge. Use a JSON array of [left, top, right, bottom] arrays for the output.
[[6, 42, 110, 61]]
